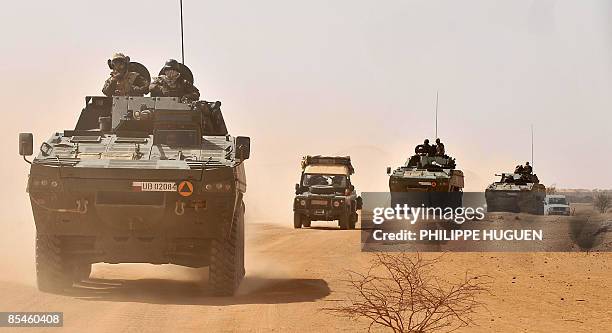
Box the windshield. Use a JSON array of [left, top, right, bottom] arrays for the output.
[[548, 197, 567, 205], [302, 174, 347, 188]]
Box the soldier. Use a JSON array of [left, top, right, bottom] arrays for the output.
[[102, 53, 149, 97], [435, 138, 445, 156], [524, 162, 533, 174], [422, 139, 431, 155], [514, 165, 524, 174], [150, 59, 200, 102]]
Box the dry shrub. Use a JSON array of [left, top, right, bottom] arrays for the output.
[[325, 253, 491, 333], [594, 192, 610, 214]]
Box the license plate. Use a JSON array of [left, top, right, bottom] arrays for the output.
[[314, 209, 326, 215], [132, 182, 177, 192]]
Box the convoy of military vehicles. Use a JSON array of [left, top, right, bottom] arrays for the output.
[[18, 54, 565, 297]]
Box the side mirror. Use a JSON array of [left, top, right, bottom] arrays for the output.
[[349, 185, 355, 191], [19, 133, 33, 156], [235, 136, 250, 160], [386, 166, 391, 175], [295, 183, 300, 191]]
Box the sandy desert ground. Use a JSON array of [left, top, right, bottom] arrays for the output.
[[0, 206, 611, 333]]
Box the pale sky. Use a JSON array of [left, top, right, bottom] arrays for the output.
[[1, 0, 611, 222]]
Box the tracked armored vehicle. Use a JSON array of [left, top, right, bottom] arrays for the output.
[[485, 172, 545, 215], [293, 156, 362, 229], [19, 95, 250, 296], [387, 145, 464, 208]]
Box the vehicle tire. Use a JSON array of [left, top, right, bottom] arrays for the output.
[[349, 212, 358, 230], [339, 212, 350, 230], [302, 217, 311, 228], [293, 212, 303, 229], [36, 233, 72, 293], [74, 263, 92, 281], [210, 201, 245, 296]]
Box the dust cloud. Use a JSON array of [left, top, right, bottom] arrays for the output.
[[0, 0, 611, 297]]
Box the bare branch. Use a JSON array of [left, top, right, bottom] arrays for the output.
[[323, 252, 491, 333]]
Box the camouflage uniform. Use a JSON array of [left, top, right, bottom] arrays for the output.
[[102, 53, 149, 97], [435, 139, 445, 156], [523, 162, 533, 174], [150, 59, 200, 102]]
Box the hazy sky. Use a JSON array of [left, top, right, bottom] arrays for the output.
[[1, 0, 611, 222]]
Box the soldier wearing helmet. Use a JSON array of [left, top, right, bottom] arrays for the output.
[[149, 59, 200, 102], [102, 53, 149, 97], [435, 138, 445, 156], [523, 162, 533, 174], [415, 139, 431, 156]]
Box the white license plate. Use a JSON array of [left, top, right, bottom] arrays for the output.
[[132, 182, 177, 192], [314, 209, 326, 215]]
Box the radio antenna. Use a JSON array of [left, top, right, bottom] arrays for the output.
[[180, 0, 185, 64], [435, 90, 439, 139], [531, 124, 534, 169]]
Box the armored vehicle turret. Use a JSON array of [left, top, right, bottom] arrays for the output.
[[387, 143, 464, 208], [293, 156, 362, 229], [19, 95, 250, 296], [485, 171, 545, 214]]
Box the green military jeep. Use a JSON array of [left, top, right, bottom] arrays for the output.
[[293, 156, 362, 229]]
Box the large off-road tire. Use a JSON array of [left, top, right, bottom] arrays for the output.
[[74, 263, 92, 281], [349, 212, 358, 230], [302, 217, 311, 228], [210, 201, 245, 296], [36, 233, 73, 293], [293, 212, 303, 229], [339, 212, 350, 230]]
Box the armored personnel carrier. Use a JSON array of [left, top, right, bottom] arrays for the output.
[[387, 144, 464, 208], [293, 156, 362, 229], [485, 172, 545, 214], [19, 95, 250, 296]]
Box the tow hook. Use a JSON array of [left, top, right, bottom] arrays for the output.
[[175, 201, 185, 216], [76, 199, 88, 214]]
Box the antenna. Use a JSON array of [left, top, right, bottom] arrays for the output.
[[531, 124, 534, 169], [179, 0, 185, 64], [435, 90, 439, 139]]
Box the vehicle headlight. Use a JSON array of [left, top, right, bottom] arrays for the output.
[[300, 200, 306, 206], [30, 178, 61, 190], [203, 181, 233, 192], [333, 200, 343, 207]]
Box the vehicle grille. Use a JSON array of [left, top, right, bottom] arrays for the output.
[[310, 199, 329, 206]]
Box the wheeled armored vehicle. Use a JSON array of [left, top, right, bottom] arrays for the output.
[[293, 156, 362, 229], [387, 144, 464, 208], [485, 172, 545, 215], [19, 94, 250, 296]]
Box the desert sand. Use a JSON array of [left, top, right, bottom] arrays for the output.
[[0, 207, 611, 332]]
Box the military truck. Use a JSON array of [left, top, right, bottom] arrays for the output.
[[485, 172, 545, 215], [293, 156, 362, 229], [387, 145, 464, 208], [19, 94, 250, 296]]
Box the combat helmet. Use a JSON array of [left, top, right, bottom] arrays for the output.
[[107, 53, 130, 69]]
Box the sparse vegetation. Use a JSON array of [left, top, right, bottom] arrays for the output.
[[594, 192, 610, 214], [546, 185, 557, 195], [324, 253, 491, 333]]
